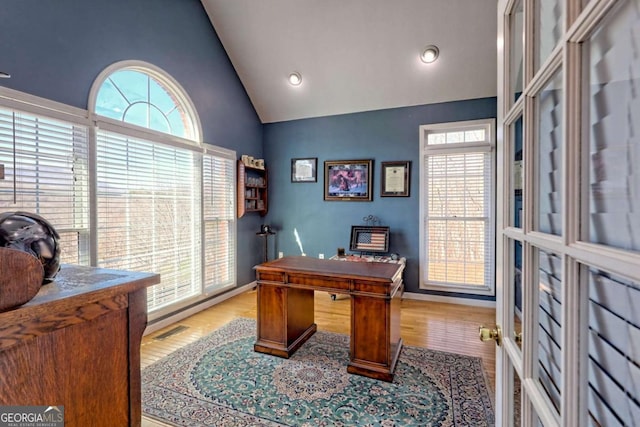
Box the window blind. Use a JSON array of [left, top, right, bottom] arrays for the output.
[[96, 129, 202, 311], [203, 151, 236, 292], [0, 107, 90, 264], [424, 150, 493, 288]]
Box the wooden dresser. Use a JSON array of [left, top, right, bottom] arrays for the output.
[[0, 264, 159, 427]]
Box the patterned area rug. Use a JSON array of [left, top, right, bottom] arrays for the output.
[[142, 318, 494, 426]]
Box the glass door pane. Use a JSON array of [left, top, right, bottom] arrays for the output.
[[536, 70, 563, 235], [536, 248, 562, 415], [514, 366, 523, 427], [513, 239, 524, 350], [585, 0, 640, 252], [585, 266, 640, 425], [510, 0, 524, 105], [511, 115, 524, 228], [535, 0, 564, 71]]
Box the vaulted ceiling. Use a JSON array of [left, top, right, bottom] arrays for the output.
[[201, 0, 498, 123]]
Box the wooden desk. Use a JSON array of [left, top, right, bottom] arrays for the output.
[[254, 256, 403, 382], [0, 264, 159, 427]]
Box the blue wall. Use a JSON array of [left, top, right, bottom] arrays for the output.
[[0, 0, 265, 286], [263, 98, 497, 300]]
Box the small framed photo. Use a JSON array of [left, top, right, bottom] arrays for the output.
[[291, 158, 317, 182], [381, 161, 411, 197], [324, 159, 373, 201]]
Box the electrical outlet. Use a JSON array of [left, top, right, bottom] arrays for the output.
[[278, 251, 283, 259], [318, 253, 324, 259]]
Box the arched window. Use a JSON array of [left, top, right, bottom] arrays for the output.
[[88, 61, 235, 315], [91, 61, 201, 141]]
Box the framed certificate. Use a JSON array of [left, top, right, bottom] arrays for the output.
[[291, 158, 317, 182], [381, 161, 410, 197]]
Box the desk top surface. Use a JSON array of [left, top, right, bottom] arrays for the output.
[[255, 256, 401, 282]]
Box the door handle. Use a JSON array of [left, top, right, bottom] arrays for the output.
[[479, 325, 502, 346], [514, 331, 522, 345]]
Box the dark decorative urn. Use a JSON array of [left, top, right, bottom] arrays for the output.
[[0, 211, 61, 283]]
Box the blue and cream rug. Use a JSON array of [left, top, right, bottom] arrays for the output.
[[142, 318, 494, 426]]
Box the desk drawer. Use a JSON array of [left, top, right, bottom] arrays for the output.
[[288, 273, 350, 292], [352, 278, 402, 297], [256, 271, 286, 283]]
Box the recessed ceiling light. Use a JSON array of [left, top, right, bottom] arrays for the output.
[[288, 72, 302, 86], [420, 45, 439, 64]]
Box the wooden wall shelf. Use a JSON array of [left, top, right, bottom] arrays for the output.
[[237, 160, 268, 218]]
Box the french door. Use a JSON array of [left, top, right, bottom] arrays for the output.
[[496, 0, 640, 426]]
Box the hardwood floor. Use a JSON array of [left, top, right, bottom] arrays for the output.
[[140, 289, 496, 426]]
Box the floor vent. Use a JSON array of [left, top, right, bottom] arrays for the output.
[[154, 325, 189, 340]]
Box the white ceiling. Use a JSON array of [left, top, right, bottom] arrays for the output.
[[201, 0, 498, 123]]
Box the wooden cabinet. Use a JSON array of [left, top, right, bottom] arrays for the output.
[[0, 264, 159, 427], [237, 159, 268, 218]]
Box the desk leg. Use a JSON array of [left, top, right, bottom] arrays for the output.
[[254, 284, 316, 358], [348, 288, 402, 382]]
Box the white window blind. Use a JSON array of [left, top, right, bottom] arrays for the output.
[[96, 129, 202, 311], [420, 121, 495, 294], [203, 151, 236, 292], [0, 107, 90, 264]]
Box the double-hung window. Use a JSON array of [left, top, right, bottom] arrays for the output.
[[0, 102, 90, 265], [203, 149, 236, 292], [419, 119, 495, 295]]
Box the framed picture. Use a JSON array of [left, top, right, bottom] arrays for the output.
[[349, 225, 390, 253], [381, 161, 411, 197], [291, 157, 317, 182], [324, 159, 373, 201]]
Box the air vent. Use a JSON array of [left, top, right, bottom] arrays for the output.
[[154, 325, 189, 340]]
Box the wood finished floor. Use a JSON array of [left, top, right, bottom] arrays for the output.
[[140, 290, 496, 426]]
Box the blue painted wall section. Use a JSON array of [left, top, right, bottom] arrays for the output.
[[263, 98, 497, 300], [0, 0, 264, 286]]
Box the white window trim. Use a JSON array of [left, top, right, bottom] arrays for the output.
[[0, 86, 90, 126], [419, 118, 496, 296], [95, 115, 204, 153]]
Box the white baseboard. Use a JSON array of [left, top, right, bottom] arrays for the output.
[[144, 281, 256, 335], [403, 291, 496, 309]]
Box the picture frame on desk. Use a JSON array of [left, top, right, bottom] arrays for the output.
[[381, 161, 410, 197], [291, 157, 317, 182], [324, 159, 373, 201], [349, 225, 390, 253]]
